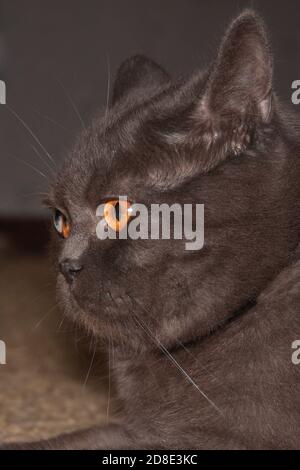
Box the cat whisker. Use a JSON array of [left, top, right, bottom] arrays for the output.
[[33, 108, 74, 134], [32, 303, 59, 330], [30, 144, 56, 176], [176, 340, 230, 394], [127, 294, 224, 418], [55, 77, 86, 130], [82, 344, 97, 389], [104, 52, 111, 133], [75, 332, 88, 344], [10, 154, 48, 180], [6, 104, 56, 166], [37, 191, 51, 196], [8, 282, 54, 307], [56, 312, 66, 332], [21, 191, 50, 198], [106, 334, 112, 423]]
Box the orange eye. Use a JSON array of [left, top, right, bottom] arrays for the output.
[[103, 199, 132, 232], [53, 209, 71, 239]]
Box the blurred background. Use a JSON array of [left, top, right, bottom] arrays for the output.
[[0, 0, 300, 443]]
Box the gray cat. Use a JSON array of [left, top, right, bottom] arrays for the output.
[[3, 10, 300, 450]]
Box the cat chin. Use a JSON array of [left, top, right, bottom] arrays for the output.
[[60, 290, 104, 337], [56, 275, 114, 340]]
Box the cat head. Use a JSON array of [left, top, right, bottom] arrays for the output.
[[47, 11, 296, 355]]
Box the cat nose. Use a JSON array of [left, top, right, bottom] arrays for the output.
[[59, 258, 83, 284]]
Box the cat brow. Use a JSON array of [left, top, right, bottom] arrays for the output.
[[42, 195, 56, 208]]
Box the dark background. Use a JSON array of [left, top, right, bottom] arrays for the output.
[[0, 0, 300, 219]]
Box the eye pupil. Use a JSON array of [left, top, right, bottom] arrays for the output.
[[115, 202, 120, 221], [103, 199, 132, 233], [53, 209, 70, 239], [54, 210, 60, 222], [54, 210, 63, 231]]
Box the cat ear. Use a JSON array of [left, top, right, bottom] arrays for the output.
[[112, 55, 170, 105], [203, 10, 272, 119], [195, 10, 273, 156]]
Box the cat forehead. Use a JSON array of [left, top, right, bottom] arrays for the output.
[[54, 70, 207, 195], [51, 108, 157, 206]]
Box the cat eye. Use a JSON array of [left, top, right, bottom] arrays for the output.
[[53, 209, 71, 239], [103, 199, 133, 232]]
